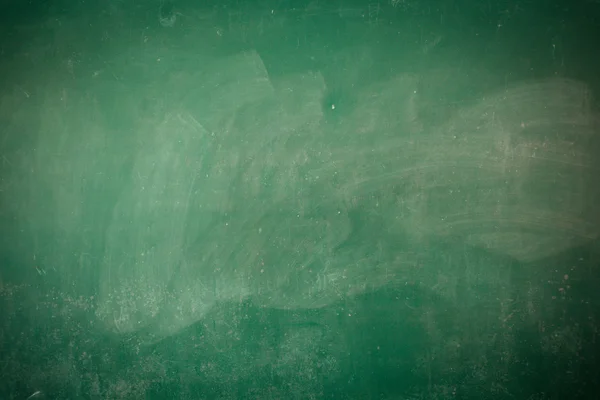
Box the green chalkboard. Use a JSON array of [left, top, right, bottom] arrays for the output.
[[1, 0, 600, 398]]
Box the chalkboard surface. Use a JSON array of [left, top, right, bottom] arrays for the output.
[[1, 0, 599, 398]]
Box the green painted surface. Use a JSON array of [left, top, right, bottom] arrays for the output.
[[1, 0, 600, 398]]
